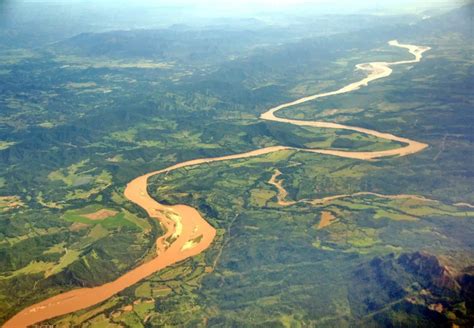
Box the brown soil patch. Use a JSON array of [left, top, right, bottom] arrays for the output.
[[0, 196, 24, 211], [82, 209, 118, 220], [428, 303, 444, 313], [317, 211, 336, 229], [70, 222, 89, 231], [122, 305, 133, 312]]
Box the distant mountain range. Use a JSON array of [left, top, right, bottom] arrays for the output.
[[47, 4, 472, 64]]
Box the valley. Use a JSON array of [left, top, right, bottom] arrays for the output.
[[0, 3, 472, 327], [6, 39, 471, 327]]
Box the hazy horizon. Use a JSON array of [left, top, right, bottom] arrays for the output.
[[2, 0, 469, 16]]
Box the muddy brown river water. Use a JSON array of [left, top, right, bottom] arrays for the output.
[[4, 40, 431, 328]]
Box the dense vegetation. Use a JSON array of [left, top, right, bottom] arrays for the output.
[[0, 3, 472, 327]]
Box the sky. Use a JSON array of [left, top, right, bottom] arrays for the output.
[[1, 0, 468, 26], [15, 0, 467, 11], [117, 0, 467, 17]]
